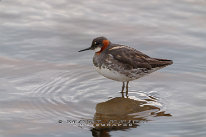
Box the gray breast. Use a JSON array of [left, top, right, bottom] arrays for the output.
[[93, 53, 105, 68]]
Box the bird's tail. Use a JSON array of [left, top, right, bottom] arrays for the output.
[[150, 58, 173, 68], [155, 58, 173, 65]]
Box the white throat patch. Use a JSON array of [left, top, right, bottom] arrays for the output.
[[94, 47, 101, 52]]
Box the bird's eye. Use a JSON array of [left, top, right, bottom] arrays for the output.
[[94, 42, 98, 45]]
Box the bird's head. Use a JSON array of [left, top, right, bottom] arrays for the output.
[[79, 37, 110, 54]]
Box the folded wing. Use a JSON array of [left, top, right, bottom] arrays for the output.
[[108, 46, 173, 70]]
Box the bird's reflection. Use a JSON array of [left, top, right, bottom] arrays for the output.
[[91, 94, 171, 137]]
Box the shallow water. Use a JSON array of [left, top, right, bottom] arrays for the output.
[[0, 0, 206, 137]]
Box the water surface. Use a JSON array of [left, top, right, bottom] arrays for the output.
[[0, 0, 206, 137]]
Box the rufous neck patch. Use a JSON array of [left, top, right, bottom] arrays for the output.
[[96, 40, 110, 55]]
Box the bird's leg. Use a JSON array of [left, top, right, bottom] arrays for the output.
[[126, 81, 129, 97], [121, 91, 125, 98], [121, 82, 125, 93]]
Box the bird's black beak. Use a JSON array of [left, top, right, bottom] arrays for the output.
[[78, 47, 91, 52]]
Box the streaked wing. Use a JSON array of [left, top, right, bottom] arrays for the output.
[[108, 46, 172, 70]]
